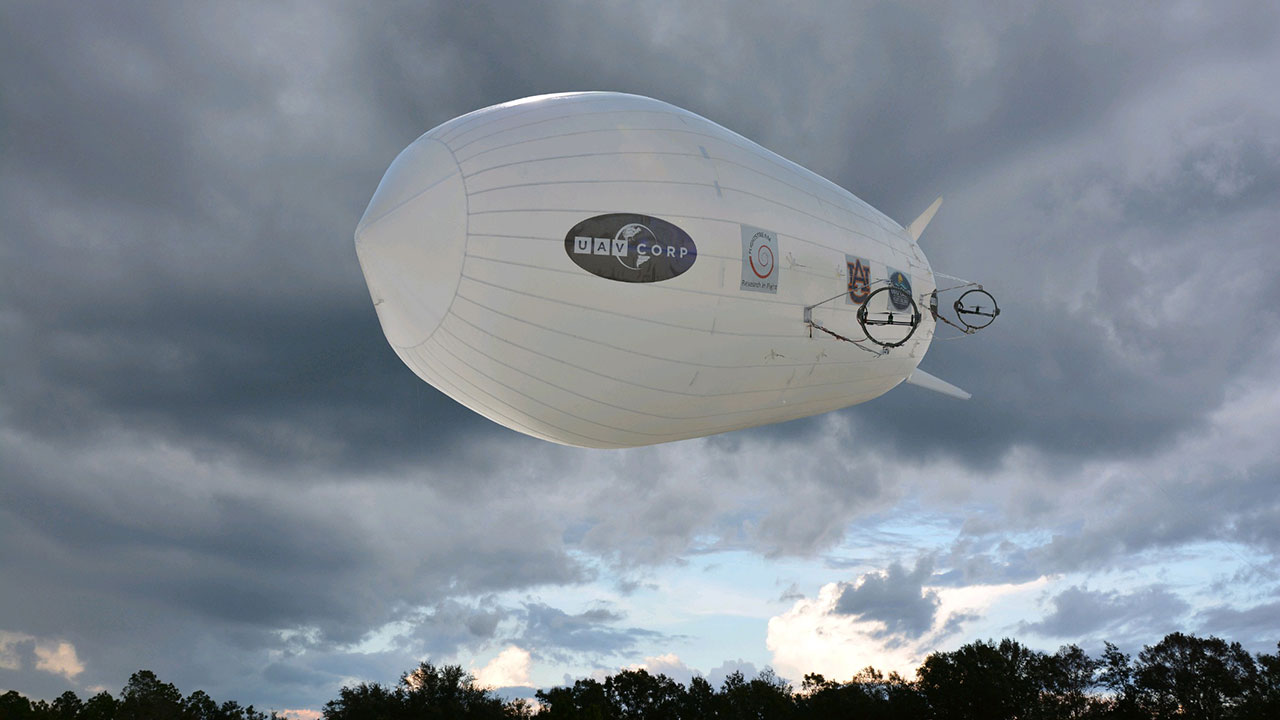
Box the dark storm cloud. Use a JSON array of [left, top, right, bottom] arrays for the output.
[[714, 2, 1280, 472], [0, 1, 511, 473], [1230, 463, 1280, 556], [0, 429, 589, 705], [835, 155, 1280, 472], [3, 0, 1276, 473], [833, 559, 940, 640], [1020, 585, 1191, 639]]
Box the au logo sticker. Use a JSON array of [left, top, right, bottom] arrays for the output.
[[740, 225, 778, 294], [846, 255, 871, 305]]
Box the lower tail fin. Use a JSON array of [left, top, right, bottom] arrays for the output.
[[906, 368, 970, 400]]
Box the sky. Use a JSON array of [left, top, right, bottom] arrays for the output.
[[2, 0, 1279, 714]]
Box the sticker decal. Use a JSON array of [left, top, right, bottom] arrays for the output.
[[845, 255, 871, 305], [740, 225, 778, 294], [887, 267, 912, 311], [564, 214, 697, 283]]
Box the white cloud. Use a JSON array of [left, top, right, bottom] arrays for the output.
[[34, 641, 84, 680], [475, 645, 532, 689], [628, 652, 698, 686], [0, 630, 85, 680], [766, 576, 1047, 681]]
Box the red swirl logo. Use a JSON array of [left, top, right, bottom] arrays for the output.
[[749, 233, 774, 279]]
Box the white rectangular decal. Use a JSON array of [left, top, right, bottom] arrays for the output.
[[740, 225, 778, 294], [845, 255, 871, 305]]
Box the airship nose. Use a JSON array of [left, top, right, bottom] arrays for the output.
[[354, 137, 466, 348]]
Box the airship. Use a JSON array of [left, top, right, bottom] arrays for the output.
[[355, 92, 996, 448]]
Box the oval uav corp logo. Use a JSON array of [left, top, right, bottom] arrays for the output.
[[565, 214, 697, 283]]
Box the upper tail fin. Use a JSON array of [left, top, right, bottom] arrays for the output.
[[906, 196, 943, 242]]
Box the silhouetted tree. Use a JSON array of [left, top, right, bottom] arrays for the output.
[[799, 670, 885, 718], [214, 700, 271, 720], [1133, 633, 1258, 720], [79, 692, 118, 720], [883, 670, 928, 718], [0, 690, 34, 719], [48, 692, 84, 720], [1242, 642, 1280, 719], [322, 662, 510, 720], [6, 633, 1280, 720], [1034, 644, 1102, 720], [1095, 642, 1143, 719], [402, 663, 507, 719], [717, 668, 794, 720], [116, 670, 183, 720], [535, 677, 611, 719], [917, 638, 1043, 720], [605, 669, 682, 719], [680, 676, 717, 720], [322, 681, 399, 720], [180, 690, 218, 720]]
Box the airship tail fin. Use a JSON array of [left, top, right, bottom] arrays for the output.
[[906, 368, 971, 400], [906, 196, 943, 242]]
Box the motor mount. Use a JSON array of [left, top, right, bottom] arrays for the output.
[[953, 288, 1000, 332], [857, 285, 921, 348]]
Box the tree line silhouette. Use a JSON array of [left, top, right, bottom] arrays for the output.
[[2, 632, 1277, 719]]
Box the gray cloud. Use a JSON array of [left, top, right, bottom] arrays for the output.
[[1028, 460, 1280, 573], [707, 659, 761, 690], [0, 431, 589, 706], [399, 599, 509, 657], [1196, 599, 1280, 652], [1020, 585, 1191, 640], [0, 0, 497, 474], [517, 603, 663, 662], [833, 559, 940, 641], [934, 536, 1043, 588]]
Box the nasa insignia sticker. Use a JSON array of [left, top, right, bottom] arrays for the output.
[[565, 214, 697, 283]]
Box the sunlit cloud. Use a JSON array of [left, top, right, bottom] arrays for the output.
[[475, 645, 532, 689], [0, 631, 85, 680], [34, 641, 84, 680], [767, 574, 1048, 681]]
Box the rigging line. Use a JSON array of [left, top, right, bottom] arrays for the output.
[[934, 271, 976, 284], [808, 321, 884, 355], [934, 309, 976, 335], [935, 281, 981, 294]]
